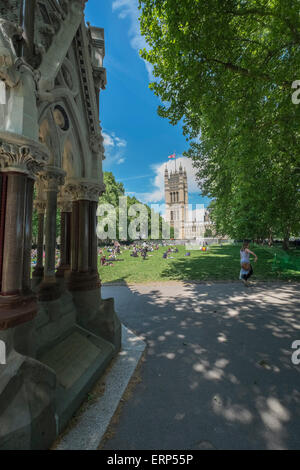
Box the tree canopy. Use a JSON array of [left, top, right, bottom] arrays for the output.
[[99, 172, 171, 241], [139, 0, 300, 246]]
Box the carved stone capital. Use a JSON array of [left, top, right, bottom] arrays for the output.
[[93, 67, 107, 90], [58, 198, 72, 212], [89, 132, 104, 156], [58, 186, 72, 212], [0, 19, 23, 87], [0, 139, 48, 178], [39, 167, 66, 192], [65, 180, 105, 202]]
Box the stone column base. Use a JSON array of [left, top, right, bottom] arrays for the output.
[[0, 294, 37, 330], [38, 279, 61, 302], [0, 329, 56, 450], [67, 270, 101, 292], [55, 265, 71, 279], [70, 287, 121, 351], [32, 267, 44, 290]]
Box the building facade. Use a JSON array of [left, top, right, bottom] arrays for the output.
[[164, 164, 215, 240], [0, 0, 120, 450], [164, 164, 188, 239]]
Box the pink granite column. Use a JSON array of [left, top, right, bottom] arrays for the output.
[[78, 200, 89, 273], [38, 168, 65, 301], [0, 173, 8, 293], [22, 177, 34, 294], [32, 207, 45, 281], [56, 199, 72, 279], [0, 172, 36, 329], [2, 172, 27, 295], [89, 201, 99, 274], [66, 182, 102, 292]]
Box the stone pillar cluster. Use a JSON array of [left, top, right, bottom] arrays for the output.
[[65, 181, 103, 292], [37, 168, 65, 301], [0, 147, 105, 323], [56, 195, 72, 279], [0, 141, 47, 330]]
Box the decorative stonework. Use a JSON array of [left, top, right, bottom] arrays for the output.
[[58, 198, 72, 212], [39, 167, 66, 192], [65, 180, 105, 202], [0, 18, 23, 87], [0, 141, 48, 177], [74, 25, 103, 157], [87, 25, 107, 91], [89, 132, 104, 156], [92, 67, 107, 91], [37, 0, 87, 94], [58, 186, 72, 212], [0, 2, 21, 25]]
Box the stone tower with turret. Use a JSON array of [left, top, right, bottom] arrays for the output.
[[164, 163, 188, 239]]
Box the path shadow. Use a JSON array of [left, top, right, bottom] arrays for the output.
[[101, 281, 300, 450]]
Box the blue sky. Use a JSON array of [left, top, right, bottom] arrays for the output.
[[85, 0, 210, 208]]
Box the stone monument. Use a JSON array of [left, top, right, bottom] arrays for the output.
[[0, 0, 121, 450]]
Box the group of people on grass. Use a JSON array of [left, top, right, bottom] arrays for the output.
[[30, 239, 258, 287]]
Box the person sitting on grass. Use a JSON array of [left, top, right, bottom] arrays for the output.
[[163, 251, 168, 259], [131, 248, 138, 257]]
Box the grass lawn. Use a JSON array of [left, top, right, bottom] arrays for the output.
[[98, 244, 300, 284]]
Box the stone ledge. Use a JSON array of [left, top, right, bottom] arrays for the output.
[[54, 325, 146, 450]]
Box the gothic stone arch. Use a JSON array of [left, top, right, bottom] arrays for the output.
[[0, 0, 120, 450]]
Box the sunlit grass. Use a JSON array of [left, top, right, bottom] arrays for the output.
[[98, 244, 300, 284]]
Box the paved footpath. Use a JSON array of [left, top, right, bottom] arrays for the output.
[[102, 281, 300, 450]]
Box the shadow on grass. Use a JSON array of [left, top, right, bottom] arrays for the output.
[[161, 245, 300, 282]]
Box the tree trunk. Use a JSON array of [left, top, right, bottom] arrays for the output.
[[283, 234, 290, 251]]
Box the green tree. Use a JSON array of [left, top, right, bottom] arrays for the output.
[[99, 172, 170, 241], [139, 0, 300, 248]]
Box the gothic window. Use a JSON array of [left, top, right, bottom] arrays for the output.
[[53, 105, 69, 131]]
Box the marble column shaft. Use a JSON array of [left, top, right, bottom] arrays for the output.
[[89, 201, 98, 273], [2, 173, 27, 295], [36, 212, 45, 270], [60, 211, 71, 268], [0, 173, 8, 292], [44, 189, 58, 282], [22, 177, 34, 293], [78, 200, 89, 273], [71, 201, 79, 273]]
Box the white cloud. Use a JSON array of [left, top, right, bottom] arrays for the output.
[[112, 0, 154, 81], [103, 132, 115, 148], [102, 131, 127, 167], [132, 156, 202, 204]]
